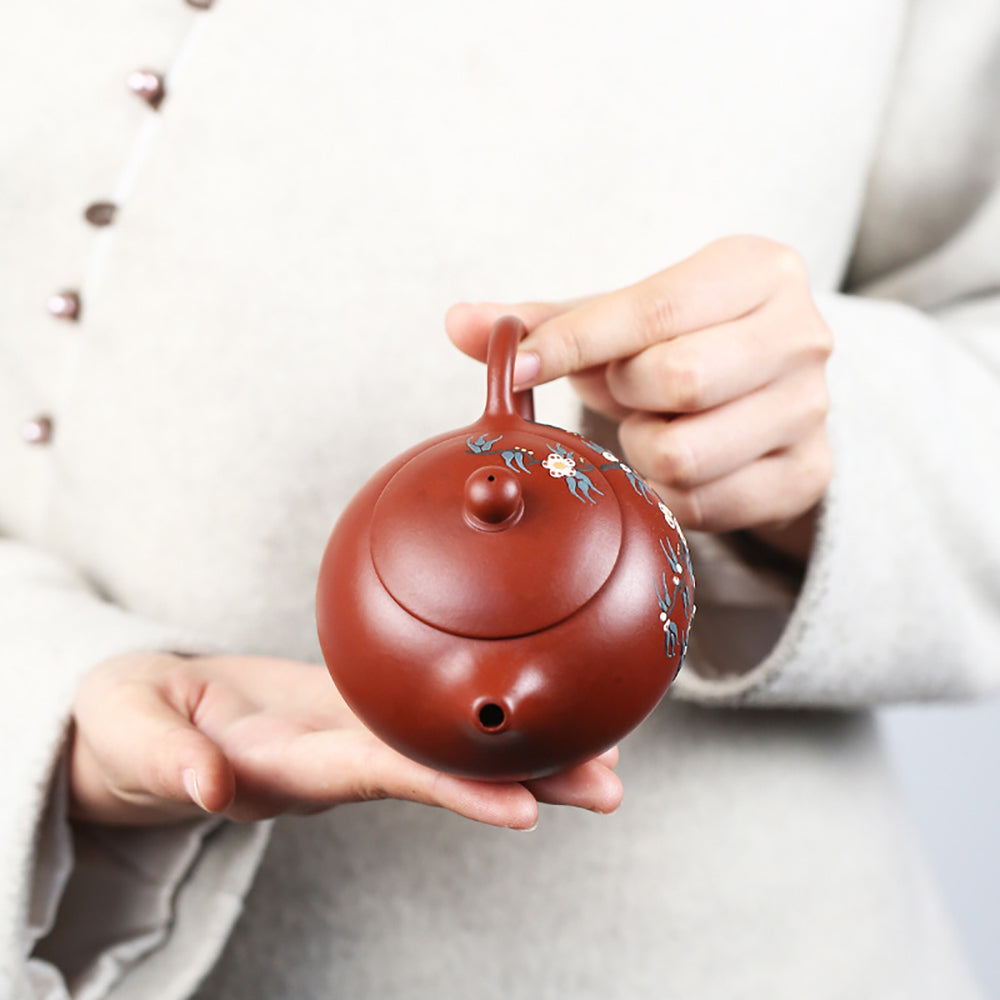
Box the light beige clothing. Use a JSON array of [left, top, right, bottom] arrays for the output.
[[2, 1, 998, 997]]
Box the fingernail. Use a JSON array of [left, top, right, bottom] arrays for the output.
[[512, 351, 541, 390], [509, 820, 538, 833], [183, 768, 209, 812]]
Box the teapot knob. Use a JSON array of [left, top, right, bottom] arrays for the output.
[[463, 465, 524, 531]]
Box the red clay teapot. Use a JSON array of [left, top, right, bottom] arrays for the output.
[[316, 316, 695, 781]]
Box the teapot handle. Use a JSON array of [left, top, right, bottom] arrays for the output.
[[484, 315, 535, 422]]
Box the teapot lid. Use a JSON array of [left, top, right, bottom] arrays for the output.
[[368, 317, 624, 639]]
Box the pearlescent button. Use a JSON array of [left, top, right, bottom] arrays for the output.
[[127, 69, 166, 109], [47, 290, 81, 321], [21, 415, 53, 445], [84, 201, 117, 226]]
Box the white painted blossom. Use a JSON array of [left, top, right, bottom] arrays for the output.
[[658, 502, 678, 529], [542, 452, 576, 478]]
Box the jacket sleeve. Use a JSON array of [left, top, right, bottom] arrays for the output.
[[672, 0, 1000, 709], [0, 537, 269, 999]]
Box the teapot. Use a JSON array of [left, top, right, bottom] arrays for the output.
[[316, 316, 695, 781]]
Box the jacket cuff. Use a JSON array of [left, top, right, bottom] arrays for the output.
[[30, 752, 268, 1000], [0, 539, 268, 998]]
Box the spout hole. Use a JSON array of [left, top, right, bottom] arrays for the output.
[[487, 474, 495, 482], [478, 703, 506, 730]]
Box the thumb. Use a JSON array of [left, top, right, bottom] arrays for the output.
[[509, 238, 786, 389], [71, 666, 236, 825], [445, 299, 581, 364]]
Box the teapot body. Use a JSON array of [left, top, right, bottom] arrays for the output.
[[316, 319, 695, 781]]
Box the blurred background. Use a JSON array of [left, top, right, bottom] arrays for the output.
[[880, 699, 1000, 996]]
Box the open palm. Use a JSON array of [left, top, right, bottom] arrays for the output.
[[70, 653, 623, 829]]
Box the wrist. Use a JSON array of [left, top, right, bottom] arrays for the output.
[[746, 503, 821, 567]]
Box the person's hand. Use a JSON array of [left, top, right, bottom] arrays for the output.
[[70, 653, 623, 829], [447, 236, 833, 563]]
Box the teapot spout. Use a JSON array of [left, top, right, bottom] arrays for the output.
[[474, 698, 510, 734]]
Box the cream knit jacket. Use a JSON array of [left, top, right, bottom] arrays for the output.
[[1, 1, 998, 998]]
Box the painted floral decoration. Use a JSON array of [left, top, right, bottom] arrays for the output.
[[467, 430, 694, 662], [542, 451, 576, 478]]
